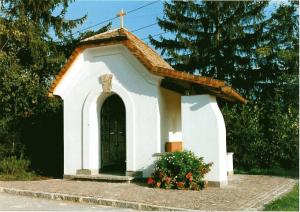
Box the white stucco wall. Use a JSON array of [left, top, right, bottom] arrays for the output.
[[158, 87, 182, 151], [53, 44, 162, 177], [227, 152, 234, 175], [52, 43, 230, 183], [181, 95, 228, 186]]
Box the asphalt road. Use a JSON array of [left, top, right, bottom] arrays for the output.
[[0, 193, 134, 211]]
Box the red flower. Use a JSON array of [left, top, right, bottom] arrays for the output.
[[186, 172, 192, 179], [147, 177, 155, 185], [176, 181, 184, 188]]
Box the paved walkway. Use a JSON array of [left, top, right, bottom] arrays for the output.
[[0, 192, 133, 211], [0, 175, 297, 211]]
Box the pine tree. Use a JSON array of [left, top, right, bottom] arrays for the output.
[[0, 0, 110, 174], [0, 0, 88, 78], [150, 1, 269, 91], [152, 1, 299, 170], [256, 2, 298, 105]]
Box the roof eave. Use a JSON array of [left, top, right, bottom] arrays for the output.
[[48, 28, 247, 104], [220, 86, 247, 104]]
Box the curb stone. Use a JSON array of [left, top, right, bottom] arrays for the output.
[[0, 187, 191, 211]]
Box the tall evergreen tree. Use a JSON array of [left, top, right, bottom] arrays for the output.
[[151, 1, 299, 171], [0, 0, 111, 176], [0, 0, 88, 78], [256, 2, 298, 105], [150, 1, 269, 91]]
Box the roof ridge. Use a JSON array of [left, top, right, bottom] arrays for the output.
[[81, 28, 126, 43]]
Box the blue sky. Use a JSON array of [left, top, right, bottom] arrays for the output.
[[60, 0, 288, 47], [64, 0, 165, 45]]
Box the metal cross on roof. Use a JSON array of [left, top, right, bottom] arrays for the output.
[[117, 9, 126, 29]]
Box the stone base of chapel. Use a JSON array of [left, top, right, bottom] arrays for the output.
[[207, 180, 228, 188], [74, 169, 142, 178], [125, 171, 143, 177], [76, 169, 99, 175], [227, 170, 234, 176]]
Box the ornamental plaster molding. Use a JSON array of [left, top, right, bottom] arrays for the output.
[[100, 74, 113, 93]]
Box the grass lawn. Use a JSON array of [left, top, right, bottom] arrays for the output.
[[235, 168, 299, 179], [0, 172, 51, 181], [264, 183, 299, 211]]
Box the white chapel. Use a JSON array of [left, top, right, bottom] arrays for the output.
[[49, 25, 246, 187]]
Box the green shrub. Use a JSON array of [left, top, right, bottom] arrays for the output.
[[147, 151, 212, 190], [0, 156, 30, 176], [222, 97, 299, 171]]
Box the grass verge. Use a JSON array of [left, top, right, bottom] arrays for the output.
[[0, 172, 51, 181], [264, 183, 299, 211], [234, 168, 298, 179]]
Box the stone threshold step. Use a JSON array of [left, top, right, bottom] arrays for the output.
[[64, 174, 135, 183]]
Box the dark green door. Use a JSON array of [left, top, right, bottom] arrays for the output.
[[101, 94, 126, 173]]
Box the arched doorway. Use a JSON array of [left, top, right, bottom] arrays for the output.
[[100, 94, 126, 173]]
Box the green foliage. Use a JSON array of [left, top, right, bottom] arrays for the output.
[[235, 168, 298, 179], [148, 151, 212, 190], [151, 1, 298, 92], [0, 155, 45, 181], [152, 1, 299, 171], [222, 103, 264, 169], [0, 156, 30, 176], [0, 0, 110, 177], [150, 1, 269, 90], [264, 183, 299, 211], [223, 97, 299, 170], [0, 172, 39, 181]]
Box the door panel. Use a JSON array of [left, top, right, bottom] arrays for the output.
[[101, 94, 126, 172]]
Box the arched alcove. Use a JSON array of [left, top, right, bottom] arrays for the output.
[[81, 82, 136, 175]]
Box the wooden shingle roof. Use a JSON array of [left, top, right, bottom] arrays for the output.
[[49, 28, 246, 104]]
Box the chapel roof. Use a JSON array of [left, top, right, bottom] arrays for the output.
[[49, 28, 246, 104]]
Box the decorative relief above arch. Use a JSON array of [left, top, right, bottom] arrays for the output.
[[100, 74, 113, 93]]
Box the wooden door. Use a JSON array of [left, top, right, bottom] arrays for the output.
[[101, 94, 126, 172]]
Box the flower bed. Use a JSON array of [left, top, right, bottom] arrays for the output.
[[147, 151, 212, 190]]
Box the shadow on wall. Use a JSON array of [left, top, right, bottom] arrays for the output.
[[190, 100, 209, 111], [138, 160, 156, 178], [21, 98, 64, 178]]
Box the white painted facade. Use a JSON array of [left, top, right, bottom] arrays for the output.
[[181, 95, 228, 186], [227, 152, 234, 176], [158, 87, 182, 151], [53, 44, 230, 185]]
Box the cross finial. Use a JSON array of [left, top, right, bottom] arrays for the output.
[[117, 9, 126, 28]]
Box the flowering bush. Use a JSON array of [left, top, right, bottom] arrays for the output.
[[147, 151, 212, 190]]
